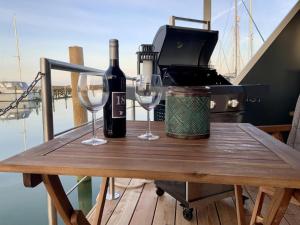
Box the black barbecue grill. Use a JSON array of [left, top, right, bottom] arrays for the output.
[[151, 20, 267, 220], [153, 24, 267, 122]]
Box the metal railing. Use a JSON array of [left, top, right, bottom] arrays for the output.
[[40, 57, 135, 225], [169, 16, 211, 30], [40, 58, 104, 142]]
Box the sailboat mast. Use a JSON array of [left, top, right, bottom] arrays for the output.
[[249, 0, 254, 58], [234, 0, 238, 77], [13, 15, 22, 81], [13, 15, 27, 151]]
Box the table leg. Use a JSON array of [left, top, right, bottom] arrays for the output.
[[71, 211, 90, 225], [264, 188, 294, 225], [250, 187, 265, 225], [234, 185, 246, 225], [42, 175, 90, 225]]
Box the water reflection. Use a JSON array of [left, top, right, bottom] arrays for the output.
[[77, 177, 93, 215], [0, 97, 148, 225], [0, 101, 40, 120], [0, 98, 93, 225]]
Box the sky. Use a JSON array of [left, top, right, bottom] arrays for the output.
[[0, 0, 298, 84]]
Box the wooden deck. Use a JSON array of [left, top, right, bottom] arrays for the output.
[[87, 178, 300, 225]]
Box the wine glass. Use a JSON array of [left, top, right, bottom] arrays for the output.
[[77, 72, 109, 145], [135, 74, 162, 140]]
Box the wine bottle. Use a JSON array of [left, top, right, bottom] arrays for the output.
[[103, 39, 126, 138]]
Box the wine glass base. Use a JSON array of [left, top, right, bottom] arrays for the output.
[[138, 133, 159, 141], [81, 138, 107, 146], [106, 192, 120, 200]]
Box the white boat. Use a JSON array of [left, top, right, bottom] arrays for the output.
[[0, 107, 32, 120], [0, 81, 40, 102]]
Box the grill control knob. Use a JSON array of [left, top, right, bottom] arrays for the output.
[[210, 100, 216, 109], [228, 99, 239, 108]]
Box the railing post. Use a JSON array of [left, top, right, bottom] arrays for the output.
[[169, 16, 175, 26], [40, 58, 57, 225], [40, 58, 54, 140]]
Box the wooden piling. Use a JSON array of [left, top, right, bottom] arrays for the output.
[[69, 46, 91, 184], [69, 46, 88, 126]]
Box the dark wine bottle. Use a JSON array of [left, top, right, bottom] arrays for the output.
[[103, 39, 126, 138]]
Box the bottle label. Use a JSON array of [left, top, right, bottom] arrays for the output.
[[112, 92, 126, 118]]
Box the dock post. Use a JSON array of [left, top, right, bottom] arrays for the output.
[[69, 46, 93, 211], [69, 46, 88, 125], [69, 46, 89, 175]]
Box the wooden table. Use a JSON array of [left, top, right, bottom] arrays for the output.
[[1, 121, 300, 225]]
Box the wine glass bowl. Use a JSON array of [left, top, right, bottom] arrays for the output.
[[135, 87, 161, 111], [78, 72, 109, 145], [135, 74, 162, 140]]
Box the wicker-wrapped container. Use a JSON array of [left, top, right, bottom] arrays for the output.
[[165, 86, 211, 139]]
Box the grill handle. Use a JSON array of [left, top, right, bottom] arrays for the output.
[[169, 16, 211, 30]]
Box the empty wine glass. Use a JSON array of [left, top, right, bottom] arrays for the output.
[[135, 74, 162, 140], [78, 72, 109, 145]]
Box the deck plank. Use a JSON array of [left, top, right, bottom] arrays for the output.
[[106, 179, 144, 225], [152, 192, 176, 225], [283, 204, 300, 225], [175, 201, 197, 225], [87, 180, 300, 225], [129, 182, 157, 225], [216, 197, 238, 225], [87, 178, 131, 225], [197, 204, 220, 225]]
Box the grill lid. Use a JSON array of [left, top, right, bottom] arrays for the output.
[[152, 25, 218, 68], [161, 65, 231, 86]]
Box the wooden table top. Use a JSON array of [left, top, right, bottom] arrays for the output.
[[1, 121, 300, 188]]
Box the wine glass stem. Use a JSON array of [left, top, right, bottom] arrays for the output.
[[147, 110, 151, 135], [92, 111, 97, 139]]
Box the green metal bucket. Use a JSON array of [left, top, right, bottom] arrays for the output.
[[165, 86, 211, 139]]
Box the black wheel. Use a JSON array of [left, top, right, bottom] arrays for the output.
[[156, 187, 165, 196], [183, 208, 193, 221]]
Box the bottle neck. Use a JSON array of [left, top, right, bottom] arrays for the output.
[[109, 45, 119, 67], [110, 59, 119, 67]]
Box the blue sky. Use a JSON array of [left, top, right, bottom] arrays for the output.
[[0, 0, 297, 84]]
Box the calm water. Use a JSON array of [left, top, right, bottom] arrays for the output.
[[0, 97, 149, 225]]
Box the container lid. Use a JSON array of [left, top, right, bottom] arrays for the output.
[[167, 86, 211, 96]]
